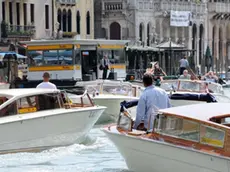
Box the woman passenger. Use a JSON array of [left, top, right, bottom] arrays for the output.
[[153, 62, 166, 82]]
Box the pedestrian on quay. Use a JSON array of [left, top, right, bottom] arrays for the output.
[[179, 56, 189, 75]]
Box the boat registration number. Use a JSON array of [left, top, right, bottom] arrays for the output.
[[89, 111, 96, 118], [18, 107, 37, 114]]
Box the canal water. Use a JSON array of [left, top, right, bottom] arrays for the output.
[[1, 88, 230, 172], [0, 125, 130, 172]]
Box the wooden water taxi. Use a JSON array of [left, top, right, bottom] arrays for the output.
[[103, 103, 230, 172]]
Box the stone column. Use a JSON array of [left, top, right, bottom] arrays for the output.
[[20, 2, 24, 27], [27, 3, 31, 25], [12, 1, 17, 25], [223, 40, 227, 72], [5, 0, 9, 23], [0, 0, 2, 41], [215, 26, 219, 72], [175, 27, 178, 43], [61, 8, 63, 31], [227, 42, 230, 79], [196, 28, 200, 66], [188, 26, 192, 50], [159, 19, 163, 42], [181, 27, 185, 43], [72, 8, 76, 33]]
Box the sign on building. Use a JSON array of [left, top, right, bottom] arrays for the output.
[[56, 0, 76, 5], [170, 11, 191, 27]]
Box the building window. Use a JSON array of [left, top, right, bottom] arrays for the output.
[[23, 3, 27, 26], [62, 9, 67, 32], [16, 3, 20, 25], [86, 11, 90, 35], [76, 11, 80, 34], [30, 4, 34, 24], [57, 9, 62, 30], [2, 2, 5, 21], [67, 9, 72, 32], [45, 5, 49, 29], [9, 2, 13, 24]]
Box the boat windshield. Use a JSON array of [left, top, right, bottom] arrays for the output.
[[160, 80, 223, 94], [156, 114, 200, 142], [67, 92, 94, 107], [155, 114, 225, 148], [76, 80, 133, 96], [160, 81, 178, 91], [179, 81, 203, 92]]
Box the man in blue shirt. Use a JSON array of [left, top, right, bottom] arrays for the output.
[[134, 73, 171, 131]]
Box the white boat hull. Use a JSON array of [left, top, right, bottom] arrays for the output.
[[0, 107, 105, 153], [103, 126, 230, 172], [93, 96, 138, 124], [69, 94, 138, 124], [170, 99, 206, 107], [0, 83, 9, 89]]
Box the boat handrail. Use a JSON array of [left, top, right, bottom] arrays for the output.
[[61, 90, 71, 109], [63, 89, 94, 107]]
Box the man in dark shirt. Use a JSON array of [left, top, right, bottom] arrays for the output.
[[101, 56, 110, 79]]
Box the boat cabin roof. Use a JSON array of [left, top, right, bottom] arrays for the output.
[[159, 103, 230, 122], [0, 89, 60, 98]]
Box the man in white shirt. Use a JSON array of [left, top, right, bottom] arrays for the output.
[[36, 72, 57, 89]]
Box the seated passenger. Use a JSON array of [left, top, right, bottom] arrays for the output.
[[179, 70, 191, 80], [202, 71, 218, 83], [134, 74, 171, 131], [153, 62, 166, 82]]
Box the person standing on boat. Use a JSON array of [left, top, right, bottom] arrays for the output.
[[134, 73, 171, 131], [179, 70, 191, 80], [100, 56, 110, 80], [179, 56, 189, 75], [36, 72, 57, 89]]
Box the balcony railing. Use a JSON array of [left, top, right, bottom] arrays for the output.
[[7, 25, 35, 37], [56, 0, 76, 5], [208, 3, 230, 13], [104, 2, 123, 11], [155, 1, 206, 13]]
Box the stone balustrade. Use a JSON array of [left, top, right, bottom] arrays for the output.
[[104, 2, 123, 11], [158, 1, 206, 14], [208, 2, 230, 13]]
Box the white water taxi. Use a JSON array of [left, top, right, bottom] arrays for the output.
[[160, 80, 230, 106], [69, 80, 138, 124], [0, 89, 105, 154], [103, 103, 230, 172]]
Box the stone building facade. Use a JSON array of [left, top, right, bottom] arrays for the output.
[[54, 0, 94, 39], [1, 0, 94, 40], [1, 0, 53, 39], [0, 0, 2, 41], [95, 0, 230, 73]]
